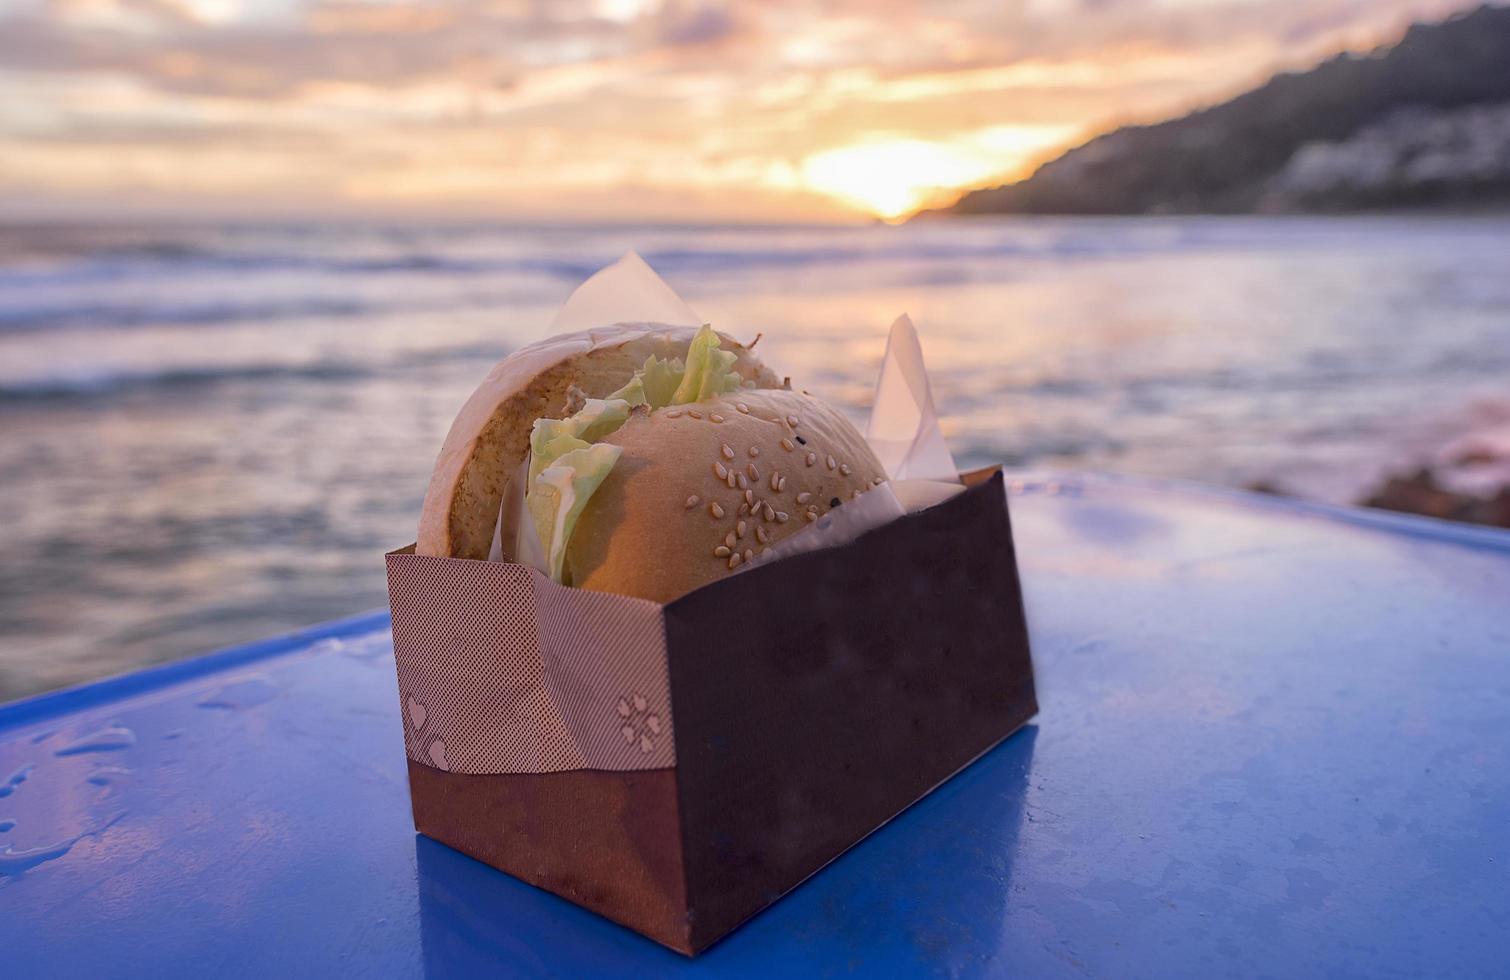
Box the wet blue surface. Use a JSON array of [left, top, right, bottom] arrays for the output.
[[1, 475, 1507, 978]]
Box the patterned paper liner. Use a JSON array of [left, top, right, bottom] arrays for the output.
[[387, 551, 675, 774]]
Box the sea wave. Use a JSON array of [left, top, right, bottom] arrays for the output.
[[0, 342, 506, 404], [0, 296, 379, 333], [0, 362, 377, 402], [0, 252, 607, 285], [0, 219, 1334, 333]]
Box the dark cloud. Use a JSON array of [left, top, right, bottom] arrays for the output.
[[0, 0, 1481, 102], [0, 0, 752, 102], [0, 18, 475, 98], [656, 4, 738, 47]]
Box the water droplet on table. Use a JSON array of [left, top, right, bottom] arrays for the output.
[[0, 837, 79, 877], [86, 767, 133, 787], [0, 764, 35, 797], [0, 811, 126, 878], [54, 726, 137, 756], [196, 677, 278, 710]]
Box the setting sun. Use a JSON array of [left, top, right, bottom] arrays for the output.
[[799, 126, 1078, 220]]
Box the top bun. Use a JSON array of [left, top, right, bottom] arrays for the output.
[[417, 323, 781, 559], [565, 388, 887, 603]]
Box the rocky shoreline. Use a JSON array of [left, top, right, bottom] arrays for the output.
[[1252, 464, 1510, 530], [1360, 468, 1510, 528]]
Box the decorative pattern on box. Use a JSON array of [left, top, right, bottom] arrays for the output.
[[387, 553, 675, 773]]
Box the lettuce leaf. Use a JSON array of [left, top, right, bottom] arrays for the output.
[[527, 443, 623, 583], [606, 373, 647, 408], [527, 398, 631, 484], [640, 353, 689, 407], [605, 326, 739, 411], [570, 397, 633, 441], [672, 325, 742, 404], [609, 354, 687, 409]]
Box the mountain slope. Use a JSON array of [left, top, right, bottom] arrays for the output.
[[944, 4, 1510, 216]]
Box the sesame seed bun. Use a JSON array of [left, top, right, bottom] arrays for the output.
[[417, 323, 781, 559], [564, 389, 887, 603]]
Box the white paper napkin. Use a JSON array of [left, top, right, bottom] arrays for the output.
[[549, 250, 700, 334], [866, 314, 960, 484]]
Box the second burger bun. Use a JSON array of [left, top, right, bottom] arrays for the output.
[[565, 388, 887, 603]]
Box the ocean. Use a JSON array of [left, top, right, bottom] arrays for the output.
[[2, 216, 1508, 699]]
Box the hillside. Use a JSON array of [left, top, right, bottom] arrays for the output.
[[943, 4, 1510, 216]]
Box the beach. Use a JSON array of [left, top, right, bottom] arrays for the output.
[[2, 215, 1507, 699]]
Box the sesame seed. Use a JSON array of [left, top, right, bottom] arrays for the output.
[[745, 489, 755, 506], [747, 464, 759, 482], [796, 491, 812, 504], [776, 511, 789, 523], [714, 546, 731, 557], [744, 548, 753, 562], [769, 472, 780, 491], [728, 553, 743, 570], [710, 413, 725, 423], [805, 511, 817, 522], [777, 475, 787, 491], [714, 462, 728, 480], [721, 444, 735, 460], [736, 403, 749, 414], [709, 502, 724, 518], [756, 526, 769, 544], [748, 446, 760, 457], [873, 476, 885, 485], [805, 452, 817, 466], [738, 502, 750, 515], [764, 503, 776, 521], [685, 495, 700, 509], [840, 463, 851, 475], [787, 414, 799, 427], [737, 520, 747, 538], [725, 531, 737, 548], [737, 473, 748, 490], [780, 438, 795, 451], [688, 410, 702, 419], [826, 455, 836, 470], [666, 410, 683, 419], [726, 472, 737, 488]]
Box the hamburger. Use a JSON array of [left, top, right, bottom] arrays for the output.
[[417, 323, 888, 602]]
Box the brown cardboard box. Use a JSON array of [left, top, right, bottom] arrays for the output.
[[385, 467, 1036, 954]]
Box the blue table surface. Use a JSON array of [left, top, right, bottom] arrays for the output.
[[1, 475, 1507, 978]]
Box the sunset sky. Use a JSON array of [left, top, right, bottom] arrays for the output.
[[0, 0, 1486, 222]]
